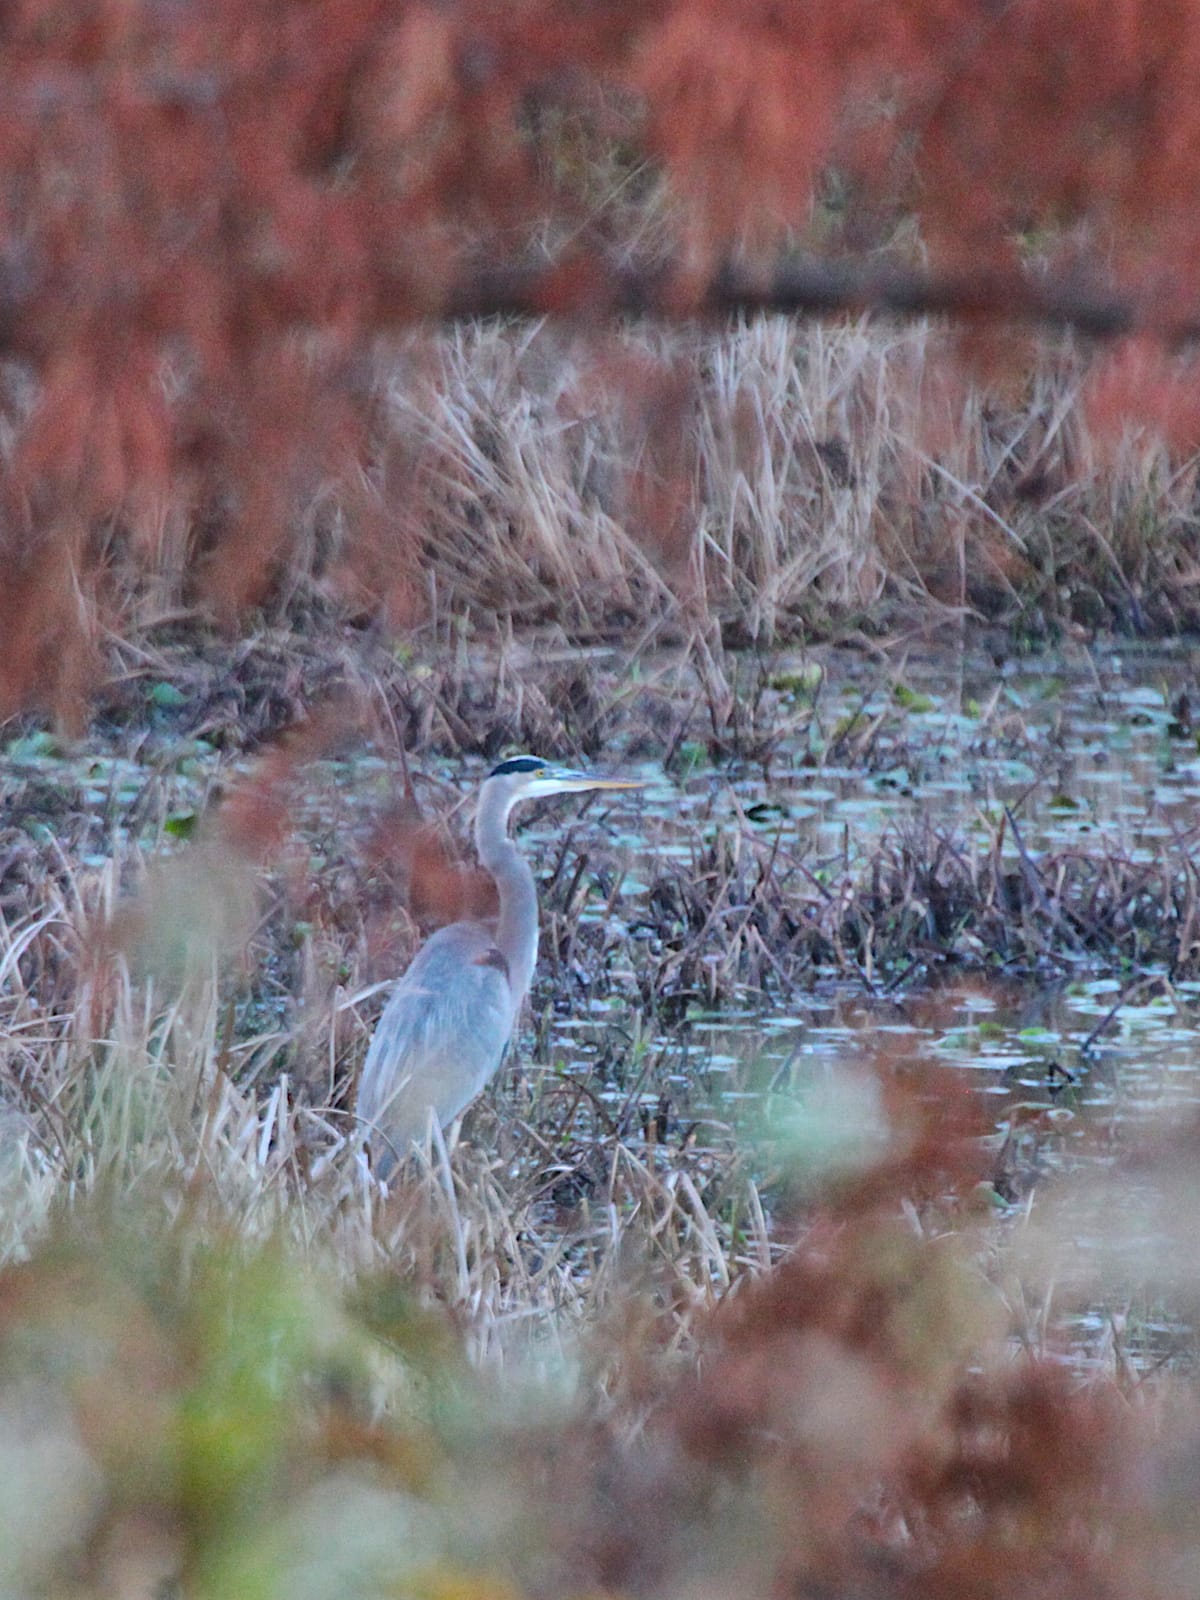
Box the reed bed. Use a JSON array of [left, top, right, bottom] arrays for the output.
[[6, 343, 1200, 1587], [49, 315, 1200, 693]]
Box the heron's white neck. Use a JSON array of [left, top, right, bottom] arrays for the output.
[[474, 782, 538, 1015]]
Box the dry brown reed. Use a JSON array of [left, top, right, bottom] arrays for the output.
[[6, 316, 1200, 726], [285, 319, 1200, 651]]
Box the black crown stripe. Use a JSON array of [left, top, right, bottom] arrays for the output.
[[489, 755, 546, 777]]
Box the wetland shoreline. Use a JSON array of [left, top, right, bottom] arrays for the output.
[[5, 619, 1200, 1593]]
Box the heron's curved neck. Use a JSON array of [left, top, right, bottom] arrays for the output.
[[474, 782, 538, 1014]]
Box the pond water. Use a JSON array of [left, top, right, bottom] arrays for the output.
[[526, 638, 1200, 1125], [519, 640, 1200, 1366], [10, 636, 1200, 1387], [622, 637, 1200, 862], [546, 968, 1200, 1181], [8, 637, 1200, 1207]]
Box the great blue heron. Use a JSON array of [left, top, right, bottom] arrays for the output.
[[356, 754, 642, 1180]]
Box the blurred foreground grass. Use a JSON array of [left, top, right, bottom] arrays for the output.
[[5, 1034, 1200, 1599], [0, 1205, 475, 1598], [11, 651, 1200, 1595]]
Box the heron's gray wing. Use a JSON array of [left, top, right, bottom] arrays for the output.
[[356, 922, 513, 1174]]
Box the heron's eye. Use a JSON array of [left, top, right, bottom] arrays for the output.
[[489, 755, 546, 777]]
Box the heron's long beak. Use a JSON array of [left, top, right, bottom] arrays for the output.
[[549, 768, 646, 792]]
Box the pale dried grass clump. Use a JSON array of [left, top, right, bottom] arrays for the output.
[[7, 315, 1198, 729], [373, 319, 924, 638], [344, 317, 1200, 648]]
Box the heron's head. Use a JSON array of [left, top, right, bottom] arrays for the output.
[[487, 754, 643, 802]]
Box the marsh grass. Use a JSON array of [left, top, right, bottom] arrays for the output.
[[7, 117, 1200, 1583], [0, 808, 767, 1334], [6, 942, 1200, 1597], [342, 318, 1200, 648], [12, 606, 1200, 1591], [28, 315, 1200, 726]]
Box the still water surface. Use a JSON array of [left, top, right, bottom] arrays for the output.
[[9, 638, 1200, 1176], [542, 640, 1200, 1139]]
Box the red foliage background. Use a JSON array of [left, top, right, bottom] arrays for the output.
[[4, 0, 1200, 714]]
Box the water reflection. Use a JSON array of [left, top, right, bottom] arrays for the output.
[[665, 641, 1200, 864], [546, 973, 1200, 1172], [544, 972, 1200, 1370], [518, 643, 1200, 1174]]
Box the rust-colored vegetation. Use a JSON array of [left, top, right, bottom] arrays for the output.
[[5, 2, 1200, 716], [8, 7, 1200, 1596]]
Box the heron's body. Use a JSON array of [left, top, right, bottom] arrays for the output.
[[356, 755, 640, 1180], [356, 925, 512, 1161]]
